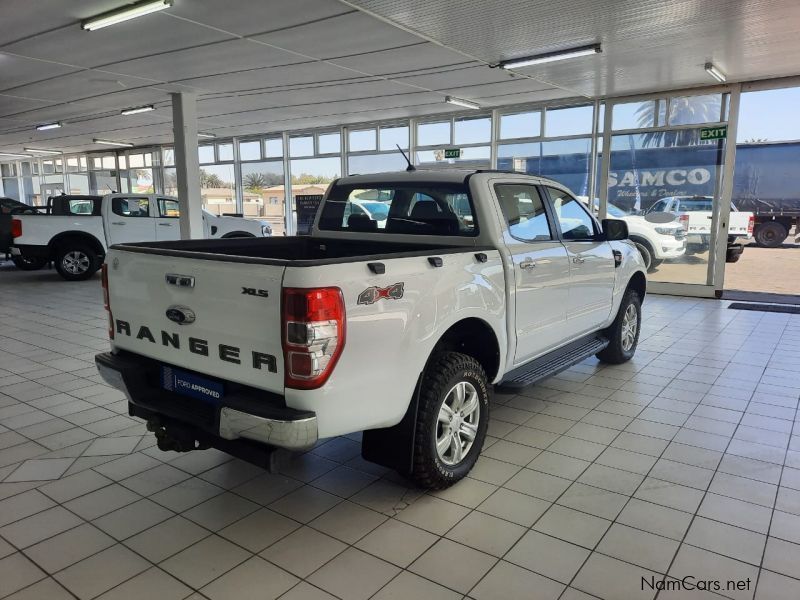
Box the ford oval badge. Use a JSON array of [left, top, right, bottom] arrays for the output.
[[166, 305, 195, 325]]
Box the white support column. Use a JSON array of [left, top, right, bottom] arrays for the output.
[[171, 92, 203, 239]]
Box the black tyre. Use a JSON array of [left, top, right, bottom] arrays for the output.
[[631, 238, 655, 272], [54, 244, 100, 281], [411, 352, 489, 489], [596, 289, 641, 364], [754, 222, 788, 248], [12, 255, 47, 271]]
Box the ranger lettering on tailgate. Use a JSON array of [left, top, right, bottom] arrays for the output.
[[114, 319, 278, 373]]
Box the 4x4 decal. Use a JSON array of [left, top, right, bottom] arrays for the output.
[[357, 282, 404, 305]]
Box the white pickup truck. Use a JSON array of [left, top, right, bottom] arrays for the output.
[[644, 195, 754, 261], [10, 193, 272, 280], [95, 170, 647, 488]]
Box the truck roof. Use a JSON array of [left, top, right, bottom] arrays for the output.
[[335, 169, 564, 187]]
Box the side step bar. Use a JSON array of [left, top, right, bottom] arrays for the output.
[[497, 334, 609, 391]]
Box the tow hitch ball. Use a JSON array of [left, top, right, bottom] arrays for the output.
[[146, 420, 209, 453]]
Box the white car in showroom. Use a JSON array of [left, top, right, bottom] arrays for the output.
[[579, 197, 686, 272]]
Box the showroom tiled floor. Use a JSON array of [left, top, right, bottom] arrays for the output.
[[0, 262, 799, 600]]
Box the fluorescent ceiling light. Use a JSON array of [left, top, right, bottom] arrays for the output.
[[445, 96, 480, 110], [0, 152, 32, 158], [500, 43, 602, 69], [24, 148, 61, 155], [36, 122, 62, 131], [198, 132, 216, 139], [82, 0, 173, 31], [94, 138, 134, 147], [705, 62, 726, 83], [121, 105, 155, 115]]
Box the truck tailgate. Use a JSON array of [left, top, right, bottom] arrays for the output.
[[106, 248, 285, 394]]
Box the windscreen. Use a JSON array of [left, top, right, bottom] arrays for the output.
[[318, 183, 477, 236]]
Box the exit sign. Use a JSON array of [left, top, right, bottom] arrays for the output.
[[700, 126, 727, 141], [444, 148, 462, 159]]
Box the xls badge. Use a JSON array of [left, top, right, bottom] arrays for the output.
[[357, 282, 404, 305]]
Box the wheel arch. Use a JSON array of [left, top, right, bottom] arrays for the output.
[[627, 270, 647, 302], [48, 231, 105, 258], [221, 231, 256, 238], [429, 317, 501, 382]]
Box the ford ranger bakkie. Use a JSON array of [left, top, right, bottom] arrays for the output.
[[95, 170, 646, 489]]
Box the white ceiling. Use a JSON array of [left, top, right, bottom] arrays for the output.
[[1, 0, 798, 155]]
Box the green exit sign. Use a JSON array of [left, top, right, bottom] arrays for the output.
[[700, 126, 727, 141], [444, 148, 462, 159]]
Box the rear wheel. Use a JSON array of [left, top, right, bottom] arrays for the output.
[[12, 255, 47, 270], [411, 352, 489, 489], [54, 244, 100, 281], [754, 222, 788, 248], [596, 289, 641, 364]]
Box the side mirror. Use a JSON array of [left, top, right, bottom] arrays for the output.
[[602, 218, 629, 241]]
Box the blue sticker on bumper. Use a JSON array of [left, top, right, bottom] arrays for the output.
[[161, 366, 224, 403]]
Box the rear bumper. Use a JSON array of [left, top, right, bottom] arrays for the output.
[[95, 351, 317, 450]]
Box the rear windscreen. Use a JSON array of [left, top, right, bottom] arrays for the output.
[[318, 183, 477, 237]]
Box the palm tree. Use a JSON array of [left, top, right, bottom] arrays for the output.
[[636, 96, 722, 147], [199, 169, 225, 188]]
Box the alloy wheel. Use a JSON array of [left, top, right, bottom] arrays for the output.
[[435, 381, 480, 466]]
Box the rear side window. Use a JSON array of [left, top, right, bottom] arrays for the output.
[[158, 198, 180, 218], [112, 197, 150, 217], [494, 184, 552, 241], [68, 200, 93, 215], [319, 183, 477, 236], [677, 199, 713, 212]]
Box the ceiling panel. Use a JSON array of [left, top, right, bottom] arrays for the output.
[[0, 0, 120, 46], [0, 53, 80, 92], [0, 95, 56, 117], [328, 43, 476, 76], [346, 0, 800, 96], [167, 0, 354, 37], [179, 62, 365, 94], [103, 39, 306, 83], [1, 12, 232, 69], [3, 72, 165, 104], [253, 12, 423, 60]]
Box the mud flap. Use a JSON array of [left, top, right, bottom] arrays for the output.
[[361, 374, 422, 475]]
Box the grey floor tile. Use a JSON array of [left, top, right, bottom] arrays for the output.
[[533, 504, 612, 549], [183, 491, 259, 531], [218, 507, 300, 553], [269, 485, 341, 523], [160, 534, 250, 589], [669, 545, 758, 600], [93, 498, 174, 540], [124, 515, 210, 563], [471, 560, 564, 600], [64, 483, 141, 520], [755, 569, 800, 600], [596, 523, 679, 573], [409, 538, 496, 595], [395, 494, 470, 535], [95, 567, 192, 600], [24, 523, 116, 573], [573, 553, 659, 600], [309, 499, 387, 544], [0, 505, 83, 548], [308, 547, 400, 600], [355, 519, 438, 568], [260, 526, 346, 578], [445, 510, 526, 556], [0, 553, 47, 597], [54, 544, 151, 600], [201, 556, 298, 600], [38, 469, 113, 503], [506, 529, 590, 584]]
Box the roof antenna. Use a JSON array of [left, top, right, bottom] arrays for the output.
[[397, 144, 416, 172]]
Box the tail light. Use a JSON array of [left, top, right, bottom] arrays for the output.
[[101, 264, 113, 340], [679, 214, 689, 231], [11, 218, 22, 238], [748, 215, 755, 235], [282, 287, 345, 390]]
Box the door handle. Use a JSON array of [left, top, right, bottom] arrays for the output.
[[111, 221, 125, 225], [572, 255, 585, 264], [519, 259, 536, 270], [158, 223, 172, 226]]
